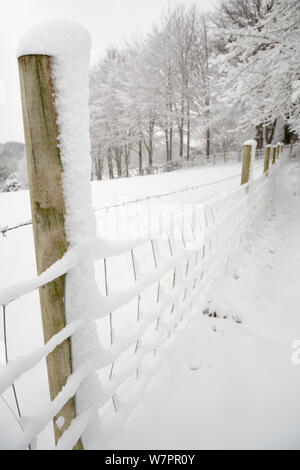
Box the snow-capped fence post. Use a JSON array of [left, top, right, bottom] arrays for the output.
[[264, 145, 271, 174], [18, 44, 83, 448], [272, 145, 277, 165], [276, 143, 280, 160], [240, 143, 252, 186]]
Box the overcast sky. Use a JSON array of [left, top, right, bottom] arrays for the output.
[[0, 0, 212, 143]]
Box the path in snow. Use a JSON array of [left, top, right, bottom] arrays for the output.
[[105, 158, 300, 450]]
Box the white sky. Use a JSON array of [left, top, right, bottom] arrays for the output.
[[0, 0, 212, 142]]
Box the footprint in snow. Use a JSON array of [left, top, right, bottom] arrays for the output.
[[189, 358, 202, 371]]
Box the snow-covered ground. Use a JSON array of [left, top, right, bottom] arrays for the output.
[[1, 156, 299, 450], [105, 157, 300, 450], [0, 162, 249, 449]]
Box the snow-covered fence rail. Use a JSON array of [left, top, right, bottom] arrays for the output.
[[0, 22, 285, 450]]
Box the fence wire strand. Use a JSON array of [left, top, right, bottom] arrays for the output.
[[1, 305, 31, 450], [0, 155, 276, 237]]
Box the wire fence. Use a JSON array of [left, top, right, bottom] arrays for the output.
[[0, 156, 268, 237], [0, 144, 284, 449]]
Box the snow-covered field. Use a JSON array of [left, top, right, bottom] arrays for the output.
[[1, 156, 299, 450]]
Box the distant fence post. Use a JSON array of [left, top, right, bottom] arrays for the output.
[[18, 55, 82, 449], [241, 143, 252, 186], [264, 145, 271, 174], [276, 143, 280, 160], [272, 145, 277, 165]]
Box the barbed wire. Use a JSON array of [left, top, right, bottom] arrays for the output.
[[0, 173, 242, 236], [0, 220, 32, 238], [92, 172, 243, 213]]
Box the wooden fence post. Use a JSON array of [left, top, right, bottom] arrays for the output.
[[18, 55, 82, 450], [264, 145, 271, 174], [276, 143, 280, 160], [241, 144, 252, 186], [272, 145, 277, 165]]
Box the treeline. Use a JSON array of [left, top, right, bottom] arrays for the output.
[[0, 141, 26, 191], [89, 0, 300, 180]]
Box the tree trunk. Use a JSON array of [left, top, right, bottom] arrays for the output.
[[169, 123, 173, 161], [96, 159, 102, 180], [108, 149, 114, 179], [203, 14, 210, 159], [255, 124, 264, 149], [179, 124, 184, 158], [284, 122, 294, 145], [96, 146, 103, 180], [149, 121, 154, 167], [165, 128, 170, 162], [115, 149, 122, 177], [186, 101, 191, 161], [124, 145, 130, 178], [138, 140, 143, 175], [206, 127, 210, 158], [265, 119, 277, 145], [179, 100, 184, 158], [169, 101, 173, 161]]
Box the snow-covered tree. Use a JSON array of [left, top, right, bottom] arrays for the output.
[[15, 153, 28, 189], [89, 0, 298, 180], [213, 0, 300, 145], [3, 175, 21, 192]]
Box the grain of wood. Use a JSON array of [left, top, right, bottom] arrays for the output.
[[18, 54, 83, 450], [264, 146, 271, 174], [241, 144, 252, 186], [272, 146, 277, 165]]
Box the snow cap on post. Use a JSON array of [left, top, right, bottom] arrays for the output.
[[243, 139, 257, 161], [243, 139, 257, 148], [17, 21, 91, 61], [17, 21, 95, 248], [241, 139, 257, 186], [276, 142, 281, 159]]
